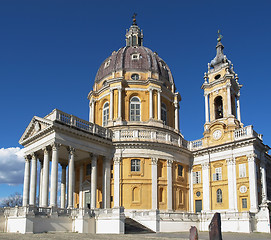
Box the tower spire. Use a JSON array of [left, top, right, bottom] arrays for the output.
[[126, 14, 143, 47]]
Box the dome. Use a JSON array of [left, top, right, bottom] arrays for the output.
[[94, 46, 174, 84]]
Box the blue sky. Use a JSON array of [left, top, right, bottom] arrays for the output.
[[0, 0, 270, 200]]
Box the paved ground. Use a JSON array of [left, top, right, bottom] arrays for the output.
[[0, 232, 270, 240]]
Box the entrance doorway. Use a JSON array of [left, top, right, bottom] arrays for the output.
[[85, 191, 91, 209], [195, 200, 202, 213]]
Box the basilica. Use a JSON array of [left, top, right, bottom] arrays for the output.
[[3, 18, 271, 234]]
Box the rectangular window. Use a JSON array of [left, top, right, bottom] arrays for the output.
[[193, 171, 201, 184], [242, 198, 247, 208], [213, 167, 222, 181], [178, 165, 183, 177], [239, 163, 246, 178], [131, 159, 140, 172]]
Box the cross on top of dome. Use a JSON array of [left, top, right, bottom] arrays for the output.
[[126, 14, 143, 47]]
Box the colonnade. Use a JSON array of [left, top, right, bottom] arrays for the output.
[[22, 143, 111, 209]]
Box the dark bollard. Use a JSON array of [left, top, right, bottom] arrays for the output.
[[209, 212, 222, 240], [189, 226, 198, 240]]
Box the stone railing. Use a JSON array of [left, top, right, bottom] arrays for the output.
[[47, 109, 113, 140], [189, 125, 263, 151], [234, 125, 262, 141], [189, 139, 203, 150], [113, 128, 188, 148]]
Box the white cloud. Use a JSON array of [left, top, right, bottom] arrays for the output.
[[0, 147, 25, 185]]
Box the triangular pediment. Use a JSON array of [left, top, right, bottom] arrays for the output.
[[19, 116, 53, 145]]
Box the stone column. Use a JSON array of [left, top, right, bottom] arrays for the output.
[[113, 157, 121, 207], [91, 99, 95, 123], [204, 93, 209, 122], [167, 159, 173, 211], [149, 88, 153, 119], [174, 102, 179, 131], [29, 153, 37, 206], [38, 160, 43, 207], [109, 89, 114, 120], [89, 101, 92, 122], [68, 147, 75, 209], [189, 165, 194, 212], [236, 95, 241, 122], [260, 158, 267, 203], [202, 162, 210, 211], [248, 154, 258, 212], [79, 164, 84, 208], [60, 164, 67, 209], [157, 90, 161, 120], [151, 158, 158, 210], [50, 143, 60, 207], [227, 158, 237, 211], [22, 156, 30, 207], [226, 84, 232, 116], [91, 154, 98, 209], [41, 147, 50, 207], [103, 157, 111, 209], [118, 87, 122, 119]]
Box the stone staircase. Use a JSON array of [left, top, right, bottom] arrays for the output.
[[125, 217, 154, 234]]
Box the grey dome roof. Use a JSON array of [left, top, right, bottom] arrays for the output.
[[94, 46, 174, 85]]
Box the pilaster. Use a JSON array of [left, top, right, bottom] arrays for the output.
[[113, 157, 121, 207], [248, 153, 258, 212], [166, 159, 173, 211], [201, 162, 210, 211], [151, 158, 158, 210]]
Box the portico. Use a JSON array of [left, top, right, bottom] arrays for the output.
[[20, 109, 114, 210]]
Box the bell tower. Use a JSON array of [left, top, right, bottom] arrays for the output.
[[201, 31, 243, 146]]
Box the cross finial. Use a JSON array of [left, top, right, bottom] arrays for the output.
[[217, 30, 223, 42], [132, 13, 137, 25]]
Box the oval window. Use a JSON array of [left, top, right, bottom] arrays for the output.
[[196, 191, 201, 197], [214, 74, 221, 80], [131, 74, 139, 80]]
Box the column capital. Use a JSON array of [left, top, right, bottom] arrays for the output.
[[24, 155, 30, 162], [67, 146, 75, 155], [247, 153, 257, 162], [31, 152, 37, 160], [151, 158, 158, 165], [52, 142, 61, 151], [226, 82, 231, 89], [90, 153, 98, 160], [201, 162, 209, 170], [113, 157, 121, 165], [42, 146, 51, 155], [226, 157, 236, 166], [166, 159, 173, 167]]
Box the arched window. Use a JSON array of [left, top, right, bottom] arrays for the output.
[[161, 103, 167, 124], [130, 96, 141, 121], [102, 102, 109, 126], [217, 189, 222, 203], [131, 159, 140, 172], [214, 96, 223, 119]]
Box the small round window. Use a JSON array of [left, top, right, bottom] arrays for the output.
[[131, 74, 139, 80], [196, 191, 201, 197], [214, 74, 221, 80]]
